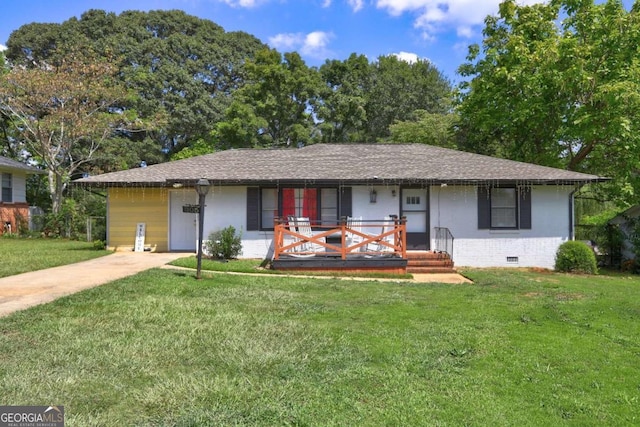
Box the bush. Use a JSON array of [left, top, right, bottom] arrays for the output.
[[205, 226, 242, 260], [555, 241, 598, 274]]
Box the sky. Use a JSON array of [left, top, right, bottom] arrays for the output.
[[0, 0, 634, 83]]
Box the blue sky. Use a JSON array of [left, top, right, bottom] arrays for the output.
[[0, 0, 634, 83]]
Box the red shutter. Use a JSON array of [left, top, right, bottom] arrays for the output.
[[282, 188, 295, 219], [303, 189, 317, 221]]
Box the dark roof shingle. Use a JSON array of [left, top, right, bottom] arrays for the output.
[[75, 143, 606, 186], [0, 156, 43, 173]]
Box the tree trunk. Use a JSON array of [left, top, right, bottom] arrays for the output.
[[48, 169, 66, 215]]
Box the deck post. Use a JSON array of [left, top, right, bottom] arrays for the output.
[[340, 216, 347, 260], [273, 217, 282, 260], [400, 216, 407, 258]]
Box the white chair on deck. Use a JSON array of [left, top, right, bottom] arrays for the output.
[[346, 216, 366, 253], [369, 216, 396, 254], [288, 216, 325, 255]]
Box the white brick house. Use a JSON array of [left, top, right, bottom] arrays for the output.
[[75, 144, 605, 269]]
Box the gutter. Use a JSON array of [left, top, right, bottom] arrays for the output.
[[569, 185, 583, 241]]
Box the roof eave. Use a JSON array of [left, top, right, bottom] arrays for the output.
[[72, 176, 608, 188]]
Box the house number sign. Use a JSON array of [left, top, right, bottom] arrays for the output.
[[182, 204, 200, 213]]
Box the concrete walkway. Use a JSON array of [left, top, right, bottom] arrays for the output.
[[0, 252, 471, 318]]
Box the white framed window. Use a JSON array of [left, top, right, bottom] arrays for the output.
[[1, 173, 12, 203], [261, 188, 278, 229], [491, 188, 517, 228]]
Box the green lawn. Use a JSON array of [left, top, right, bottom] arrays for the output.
[[0, 238, 111, 278], [0, 268, 638, 426]]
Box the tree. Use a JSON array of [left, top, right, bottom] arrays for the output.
[[457, 0, 640, 204], [0, 52, 137, 213], [388, 110, 457, 148], [363, 55, 452, 141], [316, 54, 369, 142], [5, 10, 266, 156], [215, 49, 321, 148]]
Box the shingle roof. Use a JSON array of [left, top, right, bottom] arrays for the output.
[[75, 143, 606, 187], [0, 156, 43, 173]]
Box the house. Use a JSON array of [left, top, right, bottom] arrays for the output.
[[0, 156, 43, 235], [74, 143, 605, 270], [609, 205, 640, 263]]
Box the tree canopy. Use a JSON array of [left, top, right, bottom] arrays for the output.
[[210, 52, 453, 149], [6, 9, 267, 155], [457, 0, 640, 204], [0, 51, 147, 213]]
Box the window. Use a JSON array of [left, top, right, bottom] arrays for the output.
[[248, 187, 346, 231], [478, 186, 531, 230], [491, 188, 517, 228], [261, 188, 278, 229], [320, 188, 338, 223], [1, 173, 11, 203], [282, 188, 318, 220]]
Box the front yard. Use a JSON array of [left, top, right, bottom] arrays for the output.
[[0, 266, 638, 425], [0, 238, 110, 278]]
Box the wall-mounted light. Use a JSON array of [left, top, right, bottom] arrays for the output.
[[391, 189, 396, 197], [370, 188, 377, 203]]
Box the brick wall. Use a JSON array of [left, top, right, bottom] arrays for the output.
[[0, 203, 30, 235]]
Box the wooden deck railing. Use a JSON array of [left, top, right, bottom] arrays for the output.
[[273, 216, 407, 260]]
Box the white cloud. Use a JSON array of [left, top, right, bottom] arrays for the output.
[[322, 0, 332, 7], [269, 31, 335, 58], [348, 0, 364, 12], [220, 0, 264, 7], [375, 0, 538, 41], [0, 44, 7, 52], [269, 33, 303, 50], [456, 26, 474, 38], [392, 51, 419, 63]]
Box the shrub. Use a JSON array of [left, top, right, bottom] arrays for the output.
[[555, 241, 598, 274], [205, 226, 242, 260]]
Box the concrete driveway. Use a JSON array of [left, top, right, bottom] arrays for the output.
[[0, 252, 189, 318]]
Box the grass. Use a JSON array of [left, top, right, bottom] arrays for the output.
[[170, 256, 413, 279], [0, 238, 111, 278], [1, 267, 639, 425]]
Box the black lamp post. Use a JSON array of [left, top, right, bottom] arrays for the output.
[[195, 178, 210, 279]]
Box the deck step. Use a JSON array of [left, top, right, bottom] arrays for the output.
[[406, 251, 450, 260], [406, 251, 455, 274], [406, 259, 454, 268], [407, 267, 458, 274]]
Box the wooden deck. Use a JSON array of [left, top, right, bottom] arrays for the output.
[[270, 218, 456, 274], [270, 217, 450, 274]]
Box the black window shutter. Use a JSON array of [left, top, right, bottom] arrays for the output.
[[246, 187, 260, 231], [519, 187, 532, 229], [478, 186, 491, 229], [339, 187, 352, 218]]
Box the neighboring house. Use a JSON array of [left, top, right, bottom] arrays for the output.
[[609, 205, 640, 262], [0, 156, 43, 235], [75, 144, 605, 269]]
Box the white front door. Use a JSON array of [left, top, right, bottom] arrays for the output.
[[170, 190, 197, 251], [401, 188, 429, 250]]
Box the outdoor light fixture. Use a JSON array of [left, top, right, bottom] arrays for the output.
[[369, 188, 377, 203], [391, 189, 396, 197], [195, 178, 210, 280]]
